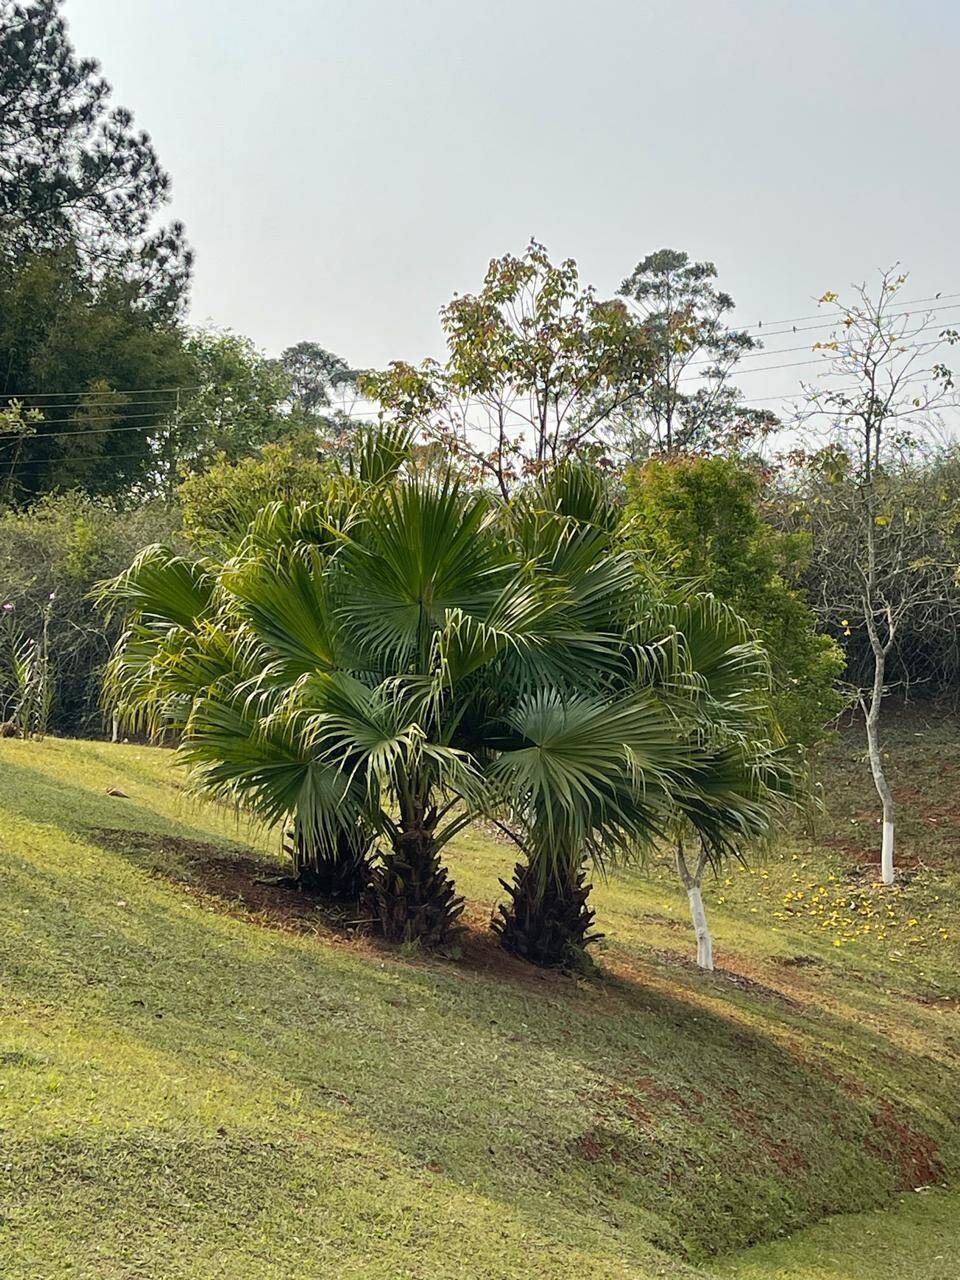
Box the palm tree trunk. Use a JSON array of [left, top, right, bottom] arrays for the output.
[[284, 827, 373, 900], [494, 857, 601, 969], [365, 827, 464, 946]]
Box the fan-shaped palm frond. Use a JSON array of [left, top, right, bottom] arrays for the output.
[[222, 547, 346, 681], [179, 680, 363, 838], [95, 545, 215, 629], [238, 497, 355, 559], [489, 688, 677, 968], [672, 743, 794, 866], [491, 689, 675, 868], [340, 421, 416, 486], [336, 472, 510, 670], [514, 459, 622, 534]]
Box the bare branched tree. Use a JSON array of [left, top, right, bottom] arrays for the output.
[[795, 268, 960, 884]]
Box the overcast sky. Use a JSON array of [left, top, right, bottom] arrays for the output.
[[64, 0, 960, 410]]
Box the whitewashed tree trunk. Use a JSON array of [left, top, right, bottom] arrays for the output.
[[863, 631, 896, 886], [859, 453, 898, 888], [881, 817, 894, 885], [676, 839, 714, 971], [686, 883, 714, 970]]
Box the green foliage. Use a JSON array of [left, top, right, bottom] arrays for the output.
[[363, 239, 652, 495], [279, 340, 362, 416], [626, 455, 845, 753], [101, 444, 788, 958], [0, 243, 193, 500], [0, 724, 959, 1276], [178, 441, 334, 551], [0, 0, 192, 312], [167, 330, 295, 483], [0, 490, 180, 735]]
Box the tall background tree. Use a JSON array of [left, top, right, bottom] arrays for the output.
[[0, 0, 196, 502], [159, 331, 292, 493], [0, 0, 192, 312], [363, 240, 653, 496], [279, 341, 361, 415], [0, 245, 192, 500], [615, 249, 778, 459]]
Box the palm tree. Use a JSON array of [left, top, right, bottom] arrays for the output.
[[485, 463, 679, 968], [99, 447, 792, 963], [97, 430, 405, 901], [100, 447, 582, 944], [487, 465, 795, 970], [490, 690, 678, 968]]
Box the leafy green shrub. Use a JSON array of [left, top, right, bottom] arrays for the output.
[[625, 455, 845, 753], [178, 441, 333, 551]]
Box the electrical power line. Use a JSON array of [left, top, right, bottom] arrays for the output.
[[3, 408, 193, 431], [1, 370, 950, 470], [738, 290, 960, 335], [682, 313, 960, 373], [3, 291, 959, 409], [1, 359, 952, 451], [11, 301, 954, 420], [0, 385, 200, 403], [2, 294, 958, 459], [626, 290, 960, 338]]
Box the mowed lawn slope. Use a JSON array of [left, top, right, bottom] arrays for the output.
[[0, 714, 958, 1279]]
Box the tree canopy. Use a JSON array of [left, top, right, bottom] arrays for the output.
[[0, 0, 192, 314], [616, 248, 778, 457]]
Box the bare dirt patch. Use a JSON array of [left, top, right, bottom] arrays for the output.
[[641, 945, 803, 1008], [86, 827, 360, 937], [866, 1102, 943, 1189], [450, 907, 579, 992], [86, 828, 582, 995]]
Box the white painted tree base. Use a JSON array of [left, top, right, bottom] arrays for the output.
[[687, 885, 714, 971], [881, 819, 894, 885]]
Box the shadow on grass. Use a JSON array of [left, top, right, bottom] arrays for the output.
[[0, 756, 263, 852], [1, 754, 958, 1261]]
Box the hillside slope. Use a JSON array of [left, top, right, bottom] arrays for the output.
[[0, 716, 958, 1278]]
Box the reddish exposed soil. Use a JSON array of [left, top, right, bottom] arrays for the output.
[[865, 1102, 943, 1189]]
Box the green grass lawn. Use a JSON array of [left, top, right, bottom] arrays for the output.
[[1, 714, 958, 1278], [716, 1186, 960, 1279]]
